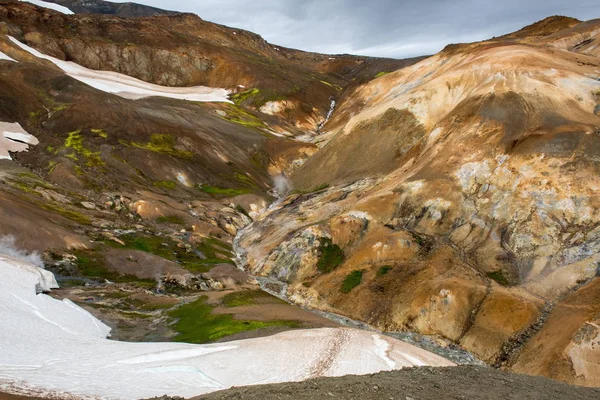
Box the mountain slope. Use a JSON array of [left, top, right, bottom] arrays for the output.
[[236, 16, 600, 387], [1, 1, 424, 133]]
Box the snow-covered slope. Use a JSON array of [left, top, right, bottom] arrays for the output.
[[0, 255, 454, 400], [20, 0, 74, 15], [7, 36, 232, 103], [0, 50, 16, 62], [0, 122, 39, 160]]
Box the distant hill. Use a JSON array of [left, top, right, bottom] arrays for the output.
[[45, 0, 177, 17]]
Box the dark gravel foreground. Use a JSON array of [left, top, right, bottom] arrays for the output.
[[3, 366, 599, 400], [193, 366, 600, 400]]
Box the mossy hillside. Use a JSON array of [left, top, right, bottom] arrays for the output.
[[8, 173, 54, 194], [64, 130, 105, 167], [71, 249, 155, 286], [341, 270, 364, 293], [487, 270, 510, 286], [377, 265, 393, 276], [153, 180, 177, 190], [232, 171, 260, 189], [106, 233, 233, 273], [91, 128, 108, 138], [39, 201, 92, 225], [131, 134, 193, 159], [7, 176, 92, 225], [169, 296, 299, 343], [230, 88, 291, 109], [219, 104, 268, 130], [317, 237, 345, 273], [231, 88, 261, 105], [319, 80, 342, 92], [197, 184, 252, 198], [292, 183, 329, 195]]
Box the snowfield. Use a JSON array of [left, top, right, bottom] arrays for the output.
[[0, 50, 16, 62], [7, 36, 232, 103], [19, 0, 74, 15], [0, 122, 39, 160], [0, 255, 454, 400]]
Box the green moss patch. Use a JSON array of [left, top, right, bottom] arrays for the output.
[[231, 88, 261, 105], [317, 238, 345, 273], [153, 180, 177, 189], [487, 270, 510, 286], [229, 88, 292, 110], [220, 104, 268, 130], [40, 202, 91, 225], [107, 233, 232, 274], [91, 128, 108, 138], [292, 183, 329, 195], [8, 174, 91, 225], [169, 296, 299, 343], [375, 71, 390, 78], [64, 130, 105, 167], [377, 265, 393, 276], [232, 172, 259, 189], [341, 270, 364, 293], [319, 80, 342, 91], [197, 184, 252, 198], [131, 134, 193, 159]]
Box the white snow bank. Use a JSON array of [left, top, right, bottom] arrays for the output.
[[7, 36, 232, 103], [0, 50, 16, 62], [0, 121, 39, 160], [0, 255, 454, 400], [19, 0, 74, 14]]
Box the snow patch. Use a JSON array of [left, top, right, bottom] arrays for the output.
[[20, 0, 74, 14], [0, 121, 39, 160], [372, 334, 396, 369], [0, 50, 16, 62], [8, 36, 231, 103], [0, 256, 454, 399]]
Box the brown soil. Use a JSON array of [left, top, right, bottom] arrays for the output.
[[196, 366, 600, 400], [213, 303, 339, 327], [0, 394, 46, 400]]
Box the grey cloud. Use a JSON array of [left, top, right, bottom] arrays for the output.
[[113, 0, 599, 58]]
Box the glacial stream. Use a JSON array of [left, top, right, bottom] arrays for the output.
[[317, 99, 336, 131]]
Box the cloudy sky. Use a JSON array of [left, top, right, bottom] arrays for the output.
[[115, 0, 598, 58]]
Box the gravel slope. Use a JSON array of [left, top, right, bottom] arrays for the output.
[[196, 366, 600, 400]]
